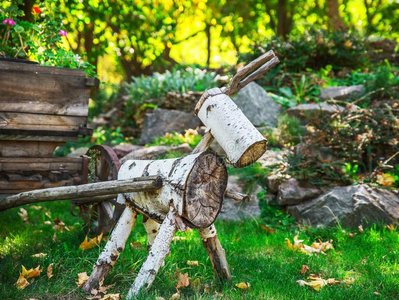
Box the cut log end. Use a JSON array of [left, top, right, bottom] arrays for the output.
[[231, 140, 267, 168], [183, 152, 227, 228]]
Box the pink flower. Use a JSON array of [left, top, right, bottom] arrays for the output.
[[2, 18, 16, 26], [59, 30, 67, 37]]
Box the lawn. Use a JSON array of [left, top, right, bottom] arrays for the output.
[[1, 200, 399, 300]]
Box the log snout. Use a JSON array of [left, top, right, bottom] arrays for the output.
[[118, 151, 228, 228]]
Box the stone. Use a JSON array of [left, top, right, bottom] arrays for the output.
[[120, 144, 192, 163], [287, 102, 358, 124], [67, 147, 89, 158], [139, 108, 202, 145], [258, 150, 287, 168], [234, 82, 282, 127], [288, 185, 399, 227], [320, 85, 366, 101], [113, 144, 144, 159], [267, 173, 290, 194], [218, 175, 264, 221], [277, 178, 323, 206]]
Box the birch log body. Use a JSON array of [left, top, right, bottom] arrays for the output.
[[196, 93, 267, 167], [119, 151, 227, 228]]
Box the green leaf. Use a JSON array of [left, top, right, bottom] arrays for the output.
[[14, 25, 24, 33]]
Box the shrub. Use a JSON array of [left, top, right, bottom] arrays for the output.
[[262, 114, 305, 148], [239, 29, 369, 76]]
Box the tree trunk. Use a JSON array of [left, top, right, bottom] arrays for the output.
[[119, 151, 227, 228], [327, 0, 346, 30], [276, 0, 292, 38], [206, 23, 211, 66]]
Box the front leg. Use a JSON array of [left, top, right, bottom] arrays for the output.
[[83, 206, 137, 292]]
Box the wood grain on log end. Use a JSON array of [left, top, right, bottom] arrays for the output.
[[183, 151, 227, 228], [232, 140, 267, 168]]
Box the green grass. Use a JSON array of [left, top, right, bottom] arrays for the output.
[[1, 201, 399, 299]]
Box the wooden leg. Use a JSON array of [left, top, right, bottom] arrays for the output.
[[143, 216, 160, 250], [198, 224, 231, 281], [126, 206, 177, 299], [83, 206, 137, 292]]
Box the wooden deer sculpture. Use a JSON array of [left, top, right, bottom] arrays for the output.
[[83, 50, 279, 298]]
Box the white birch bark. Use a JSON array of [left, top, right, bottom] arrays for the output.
[[126, 206, 177, 299], [196, 93, 267, 167], [143, 217, 160, 250]]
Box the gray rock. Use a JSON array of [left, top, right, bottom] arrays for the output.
[[234, 82, 282, 127], [287, 102, 358, 124], [139, 109, 201, 145], [288, 185, 399, 227], [113, 144, 144, 159], [277, 178, 323, 206], [218, 175, 264, 221], [120, 143, 192, 163], [258, 150, 287, 168], [320, 85, 366, 101], [67, 147, 89, 158], [267, 173, 290, 194]]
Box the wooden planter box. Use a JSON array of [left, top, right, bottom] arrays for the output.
[[0, 60, 97, 193]]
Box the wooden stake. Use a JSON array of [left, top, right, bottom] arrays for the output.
[[0, 176, 163, 211], [83, 207, 137, 292], [198, 225, 231, 281], [126, 206, 177, 299]]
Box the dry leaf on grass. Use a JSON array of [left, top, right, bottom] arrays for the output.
[[377, 173, 395, 187], [385, 224, 395, 231], [176, 272, 189, 290], [44, 220, 52, 225], [30, 205, 42, 210], [99, 283, 116, 294], [300, 265, 310, 274], [100, 294, 120, 300], [16, 274, 30, 290], [172, 236, 187, 242], [297, 275, 354, 291], [53, 218, 70, 232], [76, 272, 89, 287], [18, 208, 28, 222], [235, 282, 250, 290], [286, 235, 334, 255], [187, 260, 199, 266], [31, 253, 47, 258], [79, 232, 103, 250], [47, 263, 54, 279], [22, 265, 42, 278], [170, 291, 180, 299], [260, 224, 275, 234], [130, 242, 143, 249], [358, 225, 364, 234]]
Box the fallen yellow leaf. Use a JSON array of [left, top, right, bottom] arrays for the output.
[[235, 282, 250, 290], [22, 265, 42, 278], [100, 294, 120, 300], [260, 224, 275, 234], [31, 253, 47, 258], [16, 273, 30, 290], [76, 272, 89, 287], [79, 232, 103, 250], [187, 260, 199, 266], [18, 208, 28, 222], [47, 263, 54, 279], [176, 272, 189, 290], [305, 278, 326, 291], [300, 265, 310, 274], [170, 291, 180, 299], [377, 173, 395, 187]]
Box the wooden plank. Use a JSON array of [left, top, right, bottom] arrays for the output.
[[0, 112, 87, 132], [0, 141, 62, 157], [0, 179, 76, 194], [0, 134, 78, 142], [0, 157, 84, 172], [0, 61, 96, 117]]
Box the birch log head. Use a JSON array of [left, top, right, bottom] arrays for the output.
[[195, 93, 267, 167], [118, 151, 228, 228]]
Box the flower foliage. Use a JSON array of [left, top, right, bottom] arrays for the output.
[[0, 1, 95, 76]]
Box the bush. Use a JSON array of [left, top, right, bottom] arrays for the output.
[[123, 68, 219, 106], [239, 29, 369, 75], [262, 114, 305, 148]]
